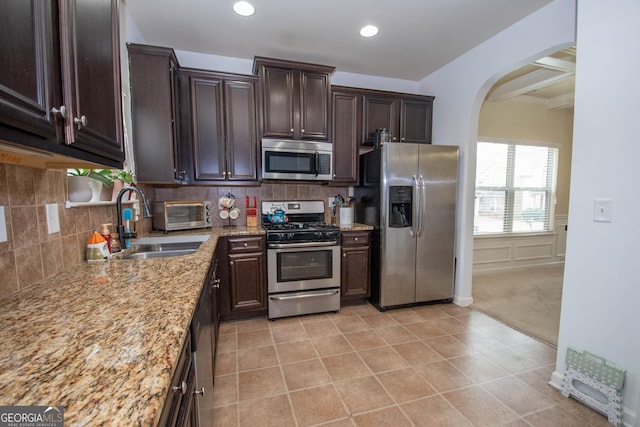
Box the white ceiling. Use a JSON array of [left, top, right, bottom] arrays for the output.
[[486, 47, 576, 109], [124, 0, 553, 81]]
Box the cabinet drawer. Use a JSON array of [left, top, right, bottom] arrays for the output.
[[227, 236, 264, 253], [341, 231, 370, 247]]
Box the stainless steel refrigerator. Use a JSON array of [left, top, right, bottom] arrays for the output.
[[355, 143, 459, 309]]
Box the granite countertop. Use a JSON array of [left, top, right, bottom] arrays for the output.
[[0, 226, 264, 426], [339, 223, 373, 231]]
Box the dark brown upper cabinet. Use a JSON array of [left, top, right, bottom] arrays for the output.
[[179, 69, 259, 184], [331, 90, 362, 184], [400, 98, 434, 144], [253, 57, 334, 141], [0, 0, 124, 168], [363, 95, 400, 146], [128, 44, 183, 184], [359, 89, 434, 147]]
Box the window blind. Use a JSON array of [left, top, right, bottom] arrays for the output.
[[474, 141, 559, 234]]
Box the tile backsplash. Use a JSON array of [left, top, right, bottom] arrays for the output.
[[0, 164, 125, 300], [0, 163, 349, 300]]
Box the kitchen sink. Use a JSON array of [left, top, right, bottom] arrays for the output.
[[122, 241, 204, 260]]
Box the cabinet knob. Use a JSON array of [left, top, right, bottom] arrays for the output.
[[173, 381, 187, 395], [194, 387, 205, 396], [343, 253, 347, 258], [392, 136, 397, 141], [230, 261, 234, 265], [301, 128, 305, 133], [290, 128, 294, 132], [51, 106, 67, 118], [243, 242, 248, 247], [401, 137, 405, 141], [73, 115, 88, 127], [354, 237, 359, 241]]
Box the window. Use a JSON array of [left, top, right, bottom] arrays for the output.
[[474, 141, 558, 234]]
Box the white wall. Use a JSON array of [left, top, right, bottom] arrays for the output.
[[552, 1, 640, 424], [417, 0, 576, 306]]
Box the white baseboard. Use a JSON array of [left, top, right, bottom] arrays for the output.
[[550, 370, 637, 426], [454, 295, 473, 307]]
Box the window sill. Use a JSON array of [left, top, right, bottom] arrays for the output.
[[474, 231, 556, 239]]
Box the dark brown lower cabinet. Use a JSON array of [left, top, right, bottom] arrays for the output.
[[341, 231, 371, 303], [158, 330, 194, 427], [218, 235, 267, 320]]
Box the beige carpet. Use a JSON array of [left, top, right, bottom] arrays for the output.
[[472, 265, 564, 346]]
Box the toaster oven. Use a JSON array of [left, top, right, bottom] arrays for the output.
[[152, 201, 212, 231]]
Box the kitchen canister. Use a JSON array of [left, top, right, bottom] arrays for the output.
[[339, 207, 354, 226]]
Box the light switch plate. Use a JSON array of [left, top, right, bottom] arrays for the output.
[[593, 199, 613, 223], [0, 206, 7, 243], [46, 203, 61, 234]]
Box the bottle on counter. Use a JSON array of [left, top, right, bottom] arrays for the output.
[[110, 234, 121, 253], [100, 223, 112, 254]]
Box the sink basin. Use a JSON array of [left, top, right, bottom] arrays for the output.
[[123, 241, 203, 260]]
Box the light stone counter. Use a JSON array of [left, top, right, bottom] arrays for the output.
[[339, 222, 374, 232], [0, 226, 264, 426]]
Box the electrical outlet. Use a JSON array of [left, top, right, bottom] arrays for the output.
[[0, 206, 6, 243], [46, 203, 61, 234], [328, 197, 335, 208]]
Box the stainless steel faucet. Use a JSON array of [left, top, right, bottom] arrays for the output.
[[115, 186, 153, 250]]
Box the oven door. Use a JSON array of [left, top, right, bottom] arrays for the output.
[[267, 242, 340, 293]]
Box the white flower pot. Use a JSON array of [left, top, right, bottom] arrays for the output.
[[67, 176, 92, 202]]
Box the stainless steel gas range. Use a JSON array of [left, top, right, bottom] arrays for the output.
[[261, 200, 341, 319]]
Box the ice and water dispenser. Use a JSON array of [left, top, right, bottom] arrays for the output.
[[389, 186, 412, 227]]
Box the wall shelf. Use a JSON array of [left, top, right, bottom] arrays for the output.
[[65, 200, 138, 209]]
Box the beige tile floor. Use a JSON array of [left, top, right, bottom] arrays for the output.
[[208, 303, 610, 427]]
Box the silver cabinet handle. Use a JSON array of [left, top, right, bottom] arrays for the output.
[[172, 381, 187, 395], [354, 237, 358, 241], [243, 242, 248, 247], [343, 253, 346, 258], [290, 128, 294, 132], [51, 106, 67, 118], [195, 387, 205, 396], [301, 128, 305, 133], [73, 115, 88, 127], [229, 261, 234, 265]]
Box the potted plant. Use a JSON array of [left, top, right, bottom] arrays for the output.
[[109, 169, 135, 201], [67, 169, 114, 202]]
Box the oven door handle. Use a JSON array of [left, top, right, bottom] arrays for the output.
[[270, 290, 340, 301], [268, 241, 339, 249]]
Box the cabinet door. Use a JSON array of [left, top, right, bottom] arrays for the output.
[[331, 91, 361, 184], [341, 232, 371, 301], [0, 0, 59, 142], [228, 252, 266, 312], [299, 71, 330, 140], [362, 95, 400, 146], [261, 66, 294, 138], [224, 79, 259, 181], [188, 75, 226, 182], [400, 98, 433, 144], [58, 0, 124, 162], [129, 45, 183, 183]]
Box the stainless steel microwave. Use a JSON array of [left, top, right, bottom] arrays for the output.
[[152, 201, 212, 231], [261, 139, 333, 181]]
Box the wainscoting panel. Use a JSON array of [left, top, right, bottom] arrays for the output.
[[473, 216, 566, 273]]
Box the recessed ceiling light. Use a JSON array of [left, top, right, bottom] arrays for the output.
[[360, 25, 379, 38], [233, 1, 255, 17]]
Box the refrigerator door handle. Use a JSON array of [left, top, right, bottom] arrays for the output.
[[418, 175, 426, 237], [410, 174, 419, 237]]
